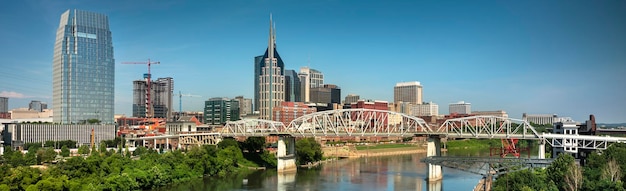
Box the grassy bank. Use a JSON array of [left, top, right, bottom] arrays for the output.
[[446, 139, 501, 150]]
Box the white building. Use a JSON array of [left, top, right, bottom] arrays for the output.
[[411, 102, 439, 116], [472, 110, 508, 118], [449, 101, 471, 114], [166, 116, 199, 135], [299, 66, 324, 102], [3, 123, 115, 148], [394, 81, 423, 104], [344, 94, 360, 104], [551, 121, 579, 158], [523, 113, 558, 125]]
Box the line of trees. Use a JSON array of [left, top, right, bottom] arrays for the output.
[[0, 136, 325, 190], [0, 142, 252, 190], [493, 143, 626, 191]]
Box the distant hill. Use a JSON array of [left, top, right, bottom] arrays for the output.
[[597, 123, 626, 128]]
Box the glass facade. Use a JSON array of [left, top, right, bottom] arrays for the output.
[[53, 9, 115, 124], [284, 69, 301, 102]]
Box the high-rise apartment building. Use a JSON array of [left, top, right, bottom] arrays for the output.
[[449, 101, 471, 114], [53, 9, 115, 124], [132, 77, 174, 119], [285, 69, 301, 102], [204, 97, 240, 125], [0, 97, 10, 119], [29, 100, 44, 112], [234, 96, 252, 117], [256, 16, 285, 120], [299, 67, 324, 102], [0, 97, 7, 113], [394, 81, 423, 104]]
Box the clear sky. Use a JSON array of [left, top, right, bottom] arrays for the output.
[[0, 0, 625, 123]]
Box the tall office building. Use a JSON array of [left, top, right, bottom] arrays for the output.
[[394, 81, 423, 104], [29, 100, 43, 112], [449, 101, 471, 114], [285, 69, 301, 102], [0, 97, 7, 113], [153, 77, 174, 119], [411, 102, 439, 116], [234, 96, 253, 117], [132, 77, 174, 119], [310, 84, 341, 104], [299, 67, 324, 102], [204, 97, 240, 125], [53, 10, 115, 124], [257, 15, 285, 120]]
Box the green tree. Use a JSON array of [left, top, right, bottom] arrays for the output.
[[547, 153, 576, 191], [87, 118, 101, 124], [218, 138, 240, 149], [295, 138, 323, 165], [77, 145, 90, 155], [36, 147, 57, 164], [24, 142, 42, 151], [44, 140, 56, 148], [24, 149, 37, 165], [133, 146, 149, 156], [243, 137, 266, 152], [60, 146, 70, 157]]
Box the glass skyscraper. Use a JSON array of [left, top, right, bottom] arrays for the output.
[[53, 9, 115, 124]]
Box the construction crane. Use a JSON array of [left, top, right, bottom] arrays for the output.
[[174, 91, 201, 113], [123, 59, 160, 118]]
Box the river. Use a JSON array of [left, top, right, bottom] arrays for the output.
[[157, 149, 522, 191]]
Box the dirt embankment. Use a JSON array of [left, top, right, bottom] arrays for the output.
[[323, 145, 426, 158]]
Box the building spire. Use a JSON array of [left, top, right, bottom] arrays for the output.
[[268, 13, 274, 60]]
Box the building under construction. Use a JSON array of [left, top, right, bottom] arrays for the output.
[[133, 77, 174, 120]]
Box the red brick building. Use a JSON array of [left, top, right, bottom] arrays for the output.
[[350, 100, 389, 128], [272, 102, 317, 126]]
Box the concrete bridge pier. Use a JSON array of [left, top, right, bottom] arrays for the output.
[[277, 136, 297, 172], [427, 136, 442, 181], [427, 179, 443, 191], [538, 139, 546, 159]]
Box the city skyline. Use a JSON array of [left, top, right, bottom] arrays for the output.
[[0, 1, 625, 123]]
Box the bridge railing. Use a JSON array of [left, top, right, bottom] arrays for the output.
[[223, 119, 285, 136], [286, 109, 433, 137], [436, 116, 541, 139]]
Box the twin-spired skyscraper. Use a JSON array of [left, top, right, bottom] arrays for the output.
[[255, 15, 285, 120], [53, 9, 115, 124]]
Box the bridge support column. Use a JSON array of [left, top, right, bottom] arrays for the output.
[[277, 136, 297, 172], [427, 136, 442, 181], [142, 140, 146, 147], [154, 138, 157, 150], [538, 139, 546, 159], [166, 138, 170, 151]]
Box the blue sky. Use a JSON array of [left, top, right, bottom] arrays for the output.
[[0, 0, 625, 123]]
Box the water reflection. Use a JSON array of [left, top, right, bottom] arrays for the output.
[[159, 152, 489, 191]]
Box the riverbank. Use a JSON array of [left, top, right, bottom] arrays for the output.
[[322, 144, 432, 158]]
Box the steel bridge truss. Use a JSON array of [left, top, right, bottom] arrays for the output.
[[438, 116, 541, 139], [286, 109, 433, 137], [422, 156, 553, 177], [179, 133, 222, 146], [223, 119, 286, 136], [542, 133, 626, 150]]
